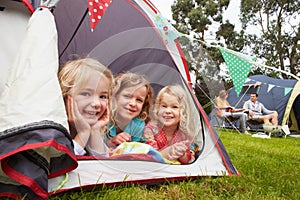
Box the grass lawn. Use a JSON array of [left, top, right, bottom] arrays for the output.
[[47, 130, 299, 199]]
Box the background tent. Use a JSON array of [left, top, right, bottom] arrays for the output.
[[49, 0, 239, 193], [227, 75, 300, 133]]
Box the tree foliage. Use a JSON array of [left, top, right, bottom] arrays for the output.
[[171, 0, 299, 109], [171, 0, 234, 107], [240, 0, 300, 78], [171, 0, 300, 79]]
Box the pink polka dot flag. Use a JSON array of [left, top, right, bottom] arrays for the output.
[[87, 0, 112, 31], [220, 48, 253, 96]]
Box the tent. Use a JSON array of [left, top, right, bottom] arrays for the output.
[[227, 75, 300, 133], [0, 0, 77, 199], [1, 0, 239, 199]]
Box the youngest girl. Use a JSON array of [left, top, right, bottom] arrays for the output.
[[143, 84, 195, 164], [58, 58, 113, 156]]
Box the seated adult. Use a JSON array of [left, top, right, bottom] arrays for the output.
[[215, 90, 249, 134], [243, 93, 278, 125]]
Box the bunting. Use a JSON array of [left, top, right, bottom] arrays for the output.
[[245, 78, 251, 83], [154, 13, 179, 44], [220, 48, 254, 96], [87, 0, 112, 31], [247, 78, 293, 96], [284, 88, 293, 96], [267, 84, 275, 92]]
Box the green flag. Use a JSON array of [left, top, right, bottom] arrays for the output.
[[220, 48, 253, 96], [284, 87, 292, 96]]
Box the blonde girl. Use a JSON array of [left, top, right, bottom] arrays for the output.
[[143, 84, 194, 164], [58, 58, 113, 156], [106, 72, 154, 148]]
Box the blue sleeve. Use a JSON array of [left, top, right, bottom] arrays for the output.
[[125, 118, 145, 142]]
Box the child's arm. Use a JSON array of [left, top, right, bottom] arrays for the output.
[[89, 104, 110, 155], [142, 123, 158, 149], [160, 141, 193, 164], [160, 142, 186, 161], [68, 96, 91, 149], [108, 132, 131, 146]]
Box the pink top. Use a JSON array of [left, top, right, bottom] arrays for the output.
[[143, 122, 194, 163]]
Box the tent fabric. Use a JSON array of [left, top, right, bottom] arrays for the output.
[[0, 0, 32, 94], [0, 5, 77, 199], [53, 0, 185, 94], [227, 75, 300, 132], [0, 6, 68, 131], [48, 0, 239, 193]]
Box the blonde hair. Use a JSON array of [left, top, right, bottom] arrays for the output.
[[153, 84, 193, 135], [58, 58, 113, 99], [219, 90, 227, 98], [111, 72, 154, 122], [58, 58, 113, 137]]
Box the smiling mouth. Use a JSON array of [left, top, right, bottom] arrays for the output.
[[84, 111, 99, 116], [163, 116, 173, 119], [126, 108, 136, 113]]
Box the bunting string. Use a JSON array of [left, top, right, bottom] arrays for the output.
[[152, 13, 300, 83], [84, 3, 299, 93], [245, 78, 294, 96]]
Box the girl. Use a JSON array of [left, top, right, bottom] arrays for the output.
[[58, 58, 113, 156], [143, 84, 195, 164], [106, 72, 154, 148]]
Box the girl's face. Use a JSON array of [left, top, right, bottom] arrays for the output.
[[74, 73, 110, 126], [115, 84, 147, 125], [157, 93, 181, 130]]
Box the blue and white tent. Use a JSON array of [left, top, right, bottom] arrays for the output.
[[227, 75, 300, 133]]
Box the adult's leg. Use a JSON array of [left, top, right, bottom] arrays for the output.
[[231, 112, 248, 133], [260, 111, 278, 125]]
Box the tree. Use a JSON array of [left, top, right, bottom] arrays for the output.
[[171, 0, 299, 112], [239, 0, 300, 78], [171, 0, 300, 78], [171, 0, 234, 110]]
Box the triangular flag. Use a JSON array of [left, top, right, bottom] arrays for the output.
[[245, 78, 251, 83], [87, 0, 112, 31], [267, 84, 275, 92], [284, 87, 292, 96], [220, 49, 253, 96], [154, 13, 179, 45]]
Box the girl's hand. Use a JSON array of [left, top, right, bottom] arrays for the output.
[[68, 96, 91, 133], [110, 132, 131, 146], [171, 142, 187, 157], [161, 141, 187, 161], [68, 96, 91, 148], [88, 103, 110, 155], [91, 102, 110, 136]]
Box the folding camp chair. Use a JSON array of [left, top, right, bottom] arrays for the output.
[[247, 118, 264, 132], [210, 108, 240, 133]]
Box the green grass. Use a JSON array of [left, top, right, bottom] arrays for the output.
[[47, 129, 300, 200]]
